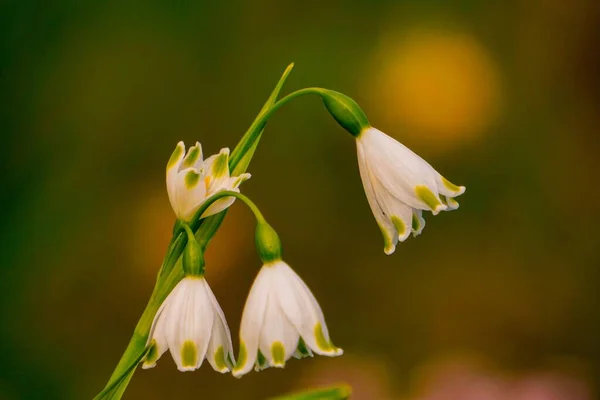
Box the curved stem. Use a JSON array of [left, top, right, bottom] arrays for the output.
[[230, 87, 326, 168], [181, 223, 196, 242], [191, 191, 267, 227]]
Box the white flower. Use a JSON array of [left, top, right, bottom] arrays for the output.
[[232, 261, 342, 377], [356, 127, 465, 255], [166, 141, 251, 221], [142, 276, 235, 373]]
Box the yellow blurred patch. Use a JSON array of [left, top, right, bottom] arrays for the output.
[[368, 28, 501, 151]]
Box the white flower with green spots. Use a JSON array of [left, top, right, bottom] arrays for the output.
[[142, 276, 235, 373], [166, 141, 251, 221], [356, 127, 466, 255], [232, 260, 342, 377]]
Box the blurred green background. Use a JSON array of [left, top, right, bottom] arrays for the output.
[[1, 0, 599, 399]]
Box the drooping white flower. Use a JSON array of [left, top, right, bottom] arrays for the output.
[[232, 261, 342, 377], [166, 141, 251, 221], [356, 127, 465, 255], [142, 276, 235, 373]]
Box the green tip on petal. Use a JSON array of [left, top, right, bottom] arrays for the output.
[[167, 142, 184, 170], [441, 176, 465, 194], [271, 342, 286, 366], [212, 150, 230, 178], [447, 197, 459, 208], [181, 145, 200, 169], [377, 222, 395, 255], [439, 194, 460, 211], [214, 346, 227, 371], [411, 213, 421, 231], [226, 352, 235, 369], [181, 340, 198, 369], [296, 337, 311, 357], [256, 350, 267, 369], [232, 173, 251, 188], [234, 341, 248, 371], [391, 216, 407, 238], [184, 170, 200, 188], [314, 323, 333, 352], [142, 340, 159, 368], [415, 185, 445, 213]]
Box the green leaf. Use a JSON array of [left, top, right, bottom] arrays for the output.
[[269, 384, 352, 400], [93, 348, 149, 400]]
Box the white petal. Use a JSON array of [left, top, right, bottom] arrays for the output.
[[360, 128, 446, 213], [174, 168, 208, 221], [205, 148, 231, 191], [445, 196, 460, 210], [357, 142, 398, 255], [365, 171, 413, 244], [272, 262, 342, 357], [434, 173, 466, 198], [204, 283, 235, 373], [180, 142, 203, 171], [200, 173, 252, 218], [229, 173, 251, 190], [164, 278, 214, 372], [142, 297, 170, 369], [201, 188, 238, 218], [411, 209, 426, 237], [233, 267, 270, 377], [258, 291, 299, 368], [166, 142, 186, 217]]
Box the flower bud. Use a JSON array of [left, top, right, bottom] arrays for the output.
[[255, 221, 282, 263], [320, 90, 370, 137], [183, 233, 205, 276]]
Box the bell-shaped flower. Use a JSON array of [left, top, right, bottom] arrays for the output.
[[142, 276, 235, 373], [356, 127, 465, 255], [232, 260, 342, 377], [166, 141, 251, 221]]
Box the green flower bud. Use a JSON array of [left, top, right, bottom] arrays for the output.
[[255, 221, 282, 263], [183, 230, 205, 276], [320, 89, 370, 137]]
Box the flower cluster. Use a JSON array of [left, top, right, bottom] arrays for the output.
[[97, 66, 468, 399], [142, 143, 341, 375], [142, 85, 464, 376]]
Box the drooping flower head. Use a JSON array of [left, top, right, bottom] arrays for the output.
[[142, 224, 235, 373], [142, 276, 235, 373], [357, 127, 465, 254], [319, 90, 465, 254], [166, 141, 251, 221], [233, 222, 342, 377]]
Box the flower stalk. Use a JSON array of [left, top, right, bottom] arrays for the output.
[[94, 63, 295, 400]]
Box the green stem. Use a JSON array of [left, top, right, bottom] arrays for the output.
[[190, 191, 266, 226], [181, 223, 196, 242]]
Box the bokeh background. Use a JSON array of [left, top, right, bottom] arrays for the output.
[[1, 0, 599, 399]]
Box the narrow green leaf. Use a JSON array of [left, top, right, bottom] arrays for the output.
[[269, 384, 352, 400], [93, 347, 149, 400]]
